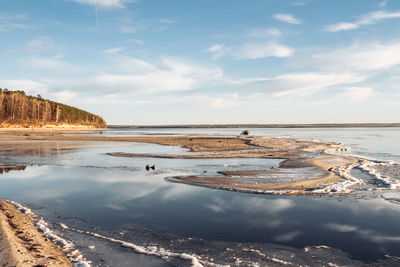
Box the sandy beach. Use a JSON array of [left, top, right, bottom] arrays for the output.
[[0, 200, 72, 266]]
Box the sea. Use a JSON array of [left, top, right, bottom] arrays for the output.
[[1, 127, 400, 266]]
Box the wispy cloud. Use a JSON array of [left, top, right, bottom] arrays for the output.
[[325, 10, 400, 32], [193, 93, 238, 109], [118, 17, 143, 33], [206, 43, 224, 53], [207, 42, 293, 60], [0, 13, 29, 31], [247, 27, 281, 38], [311, 41, 400, 72], [54, 56, 224, 94], [25, 37, 59, 53], [22, 56, 79, 70], [337, 87, 375, 101], [118, 16, 173, 34], [70, 0, 131, 8], [268, 72, 364, 97], [229, 72, 365, 98], [292, 1, 306, 6], [273, 13, 302, 24], [205, 43, 227, 59], [0, 79, 48, 95], [129, 39, 144, 45], [379, 0, 388, 9], [51, 90, 77, 102], [0, 23, 30, 31], [103, 47, 125, 54], [236, 42, 293, 59]]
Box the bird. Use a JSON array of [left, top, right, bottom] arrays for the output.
[[145, 165, 156, 171]]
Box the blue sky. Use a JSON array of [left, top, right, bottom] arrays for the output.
[[1, 0, 400, 125]]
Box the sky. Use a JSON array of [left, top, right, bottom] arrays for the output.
[[1, 0, 400, 125]]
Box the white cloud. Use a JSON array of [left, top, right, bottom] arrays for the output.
[[51, 90, 77, 102], [337, 87, 375, 101], [230, 72, 364, 98], [194, 94, 238, 109], [85, 57, 223, 93], [273, 13, 302, 24], [207, 42, 293, 60], [379, 0, 388, 8], [0, 13, 28, 31], [0, 14, 27, 20], [0, 23, 29, 31], [70, 0, 130, 8], [324, 10, 400, 32], [25, 37, 58, 53], [206, 43, 227, 59], [270, 72, 364, 97], [22, 56, 77, 70], [0, 79, 48, 95], [118, 17, 142, 33], [324, 22, 358, 32], [247, 27, 281, 38], [109, 55, 158, 73], [104, 47, 125, 54], [292, 1, 306, 6], [236, 42, 293, 59], [206, 43, 224, 53], [312, 41, 400, 72], [129, 39, 144, 45]]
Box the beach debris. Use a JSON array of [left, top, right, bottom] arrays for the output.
[[240, 130, 249, 136], [145, 165, 156, 171]]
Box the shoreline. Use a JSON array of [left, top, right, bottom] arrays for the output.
[[0, 126, 106, 132], [0, 200, 73, 266]]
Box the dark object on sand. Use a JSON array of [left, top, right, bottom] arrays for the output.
[[145, 165, 156, 171], [240, 130, 249, 136]]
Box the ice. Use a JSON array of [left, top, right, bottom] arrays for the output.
[[8, 201, 90, 267]]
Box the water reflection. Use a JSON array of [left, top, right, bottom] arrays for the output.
[[0, 164, 26, 174], [0, 133, 400, 265]]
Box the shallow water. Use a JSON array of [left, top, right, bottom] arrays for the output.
[[1, 128, 400, 266]]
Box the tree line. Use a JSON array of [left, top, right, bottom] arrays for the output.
[[0, 89, 106, 128]]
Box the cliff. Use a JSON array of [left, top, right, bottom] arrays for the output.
[[0, 89, 106, 128]]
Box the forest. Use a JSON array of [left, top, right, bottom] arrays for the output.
[[0, 89, 106, 128]]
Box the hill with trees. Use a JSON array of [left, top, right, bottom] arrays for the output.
[[0, 89, 106, 128]]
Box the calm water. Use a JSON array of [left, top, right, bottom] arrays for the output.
[[1, 128, 400, 266]]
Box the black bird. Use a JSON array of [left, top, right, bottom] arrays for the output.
[[145, 165, 150, 171], [240, 130, 249, 136], [150, 165, 155, 170]]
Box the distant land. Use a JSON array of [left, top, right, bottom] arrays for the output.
[[110, 123, 400, 129], [0, 89, 106, 128]]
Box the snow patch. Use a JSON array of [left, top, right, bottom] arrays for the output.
[[8, 200, 90, 267]]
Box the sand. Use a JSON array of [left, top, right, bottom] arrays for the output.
[[0, 200, 72, 266]]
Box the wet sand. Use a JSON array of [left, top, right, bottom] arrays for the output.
[[0, 200, 72, 266]]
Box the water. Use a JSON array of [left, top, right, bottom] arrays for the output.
[[1, 128, 400, 266]]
